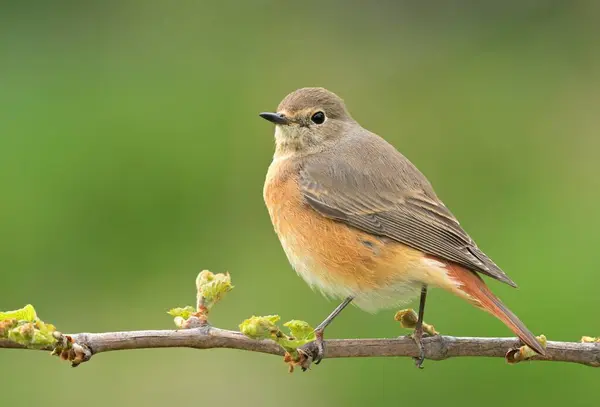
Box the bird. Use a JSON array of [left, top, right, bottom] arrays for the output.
[[259, 87, 544, 368]]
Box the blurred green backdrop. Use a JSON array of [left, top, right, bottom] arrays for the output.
[[1, 1, 599, 406]]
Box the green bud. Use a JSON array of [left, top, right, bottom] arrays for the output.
[[0, 305, 57, 348], [394, 309, 418, 328], [394, 308, 438, 336], [239, 315, 280, 340], [506, 334, 547, 364], [0, 319, 17, 337], [239, 315, 318, 356], [196, 270, 233, 309]]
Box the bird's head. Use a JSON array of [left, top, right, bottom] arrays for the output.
[[260, 87, 355, 157]]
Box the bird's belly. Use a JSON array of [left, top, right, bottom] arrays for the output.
[[270, 202, 426, 312], [280, 234, 423, 312]]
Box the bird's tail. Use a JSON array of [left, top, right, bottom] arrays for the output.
[[445, 263, 545, 355]]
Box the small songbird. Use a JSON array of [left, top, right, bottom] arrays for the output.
[[260, 87, 544, 367]]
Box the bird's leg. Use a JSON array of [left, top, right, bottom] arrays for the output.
[[302, 296, 353, 367], [412, 284, 428, 369]]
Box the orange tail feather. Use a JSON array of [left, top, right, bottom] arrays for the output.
[[446, 264, 545, 355]]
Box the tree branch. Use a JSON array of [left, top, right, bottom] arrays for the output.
[[2, 326, 599, 368], [2, 274, 598, 370]]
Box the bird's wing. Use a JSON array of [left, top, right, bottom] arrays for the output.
[[299, 137, 517, 287]]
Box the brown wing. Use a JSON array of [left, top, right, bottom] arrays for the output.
[[298, 135, 517, 287]]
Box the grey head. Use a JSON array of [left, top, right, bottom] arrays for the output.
[[259, 87, 358, 157]]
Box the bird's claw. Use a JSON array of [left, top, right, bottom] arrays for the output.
[[314, 330, 325, 365], [410, 330, 427, 369], [298, 330, 325, 371], [413, 340, 425, 369]]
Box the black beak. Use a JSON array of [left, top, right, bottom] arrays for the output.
[[259, 112, 290, 125]]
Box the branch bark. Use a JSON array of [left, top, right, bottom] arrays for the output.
[[1, 326, 598, 368]]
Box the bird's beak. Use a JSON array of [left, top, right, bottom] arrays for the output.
[[259, 112, 290, 125]]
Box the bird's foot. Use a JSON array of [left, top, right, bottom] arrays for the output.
[[313, 330, 325, 364], [297, 329, 325, 371], [410, 328, 427, 369]]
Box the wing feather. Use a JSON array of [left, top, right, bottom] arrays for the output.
[[299, 138, 517, 287]]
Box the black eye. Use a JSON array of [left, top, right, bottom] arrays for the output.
[[311, 111, 325, 124]]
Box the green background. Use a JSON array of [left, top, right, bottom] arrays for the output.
[[1, 1, 598, 406]]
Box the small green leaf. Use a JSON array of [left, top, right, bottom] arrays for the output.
[[167, 306, 196, 319], [0, 304, 37, 322], [277, 321, 316, 351], [283, 320, 316, 343], [168, 306, 197, 328]]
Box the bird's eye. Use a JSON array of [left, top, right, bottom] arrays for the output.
[[311, 111, 326, 124]]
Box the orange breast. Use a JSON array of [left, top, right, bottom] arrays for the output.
[[263, 158, 426, 307]]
